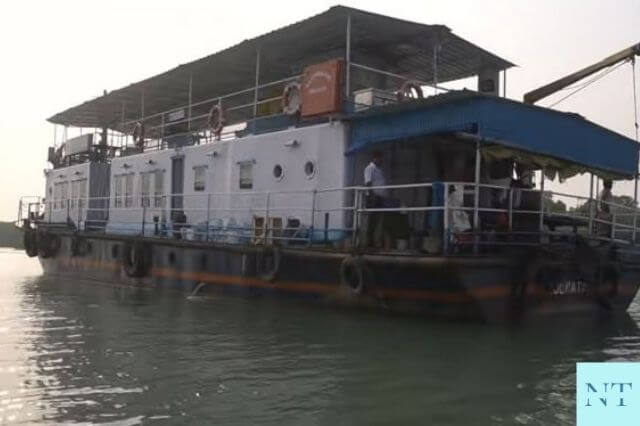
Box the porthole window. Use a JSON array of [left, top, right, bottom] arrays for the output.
[[111, 244, 120, 259], [304, 161, 316, 179], [168, 251, 176, 265], [273, 164, 284, 181]]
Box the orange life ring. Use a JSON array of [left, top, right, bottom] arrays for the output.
[[132, 122, 145, 147], [208, 104, 225, 140], [281, 82, 301, 115], [396, 80, 424, 101]]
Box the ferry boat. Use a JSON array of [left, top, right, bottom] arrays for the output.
[[16, 6, 640, 321]]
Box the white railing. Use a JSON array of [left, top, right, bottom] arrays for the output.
[[18, 181, 640, 253], [51, 63, 450, 163]]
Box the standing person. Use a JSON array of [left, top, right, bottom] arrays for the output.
[[597, 179, 613, 236], [364, 150, 388, 247]]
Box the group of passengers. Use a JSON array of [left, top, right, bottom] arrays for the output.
[[362, 149, 617, 249]]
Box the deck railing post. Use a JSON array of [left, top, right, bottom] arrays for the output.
[[539, 169, 545, 242], [443, 182, 449, 255], [508, 188, 513, 231], [66, 199, 70, 225], [588, 173, 594, 235], [310, 190, 317, 246], [206, 193, 211, 242], [351, 189, 359, 249], [141, 202, 146, 237], [264, 192, 270, 244], [611, 212, 616, 240]]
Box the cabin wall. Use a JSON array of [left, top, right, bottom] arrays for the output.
[[43, 162, 109, 229], [106, 122, 349, 240]]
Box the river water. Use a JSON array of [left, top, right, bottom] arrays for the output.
[[0, 249, 639, 425]]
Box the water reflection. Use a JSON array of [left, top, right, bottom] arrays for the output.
[[0, 250, 638, 425]]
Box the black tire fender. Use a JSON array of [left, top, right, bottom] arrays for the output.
[[122, 241, 151, 278], [23, 231, 38, 258], [340, 255, 368, 295], [37, 233, 60, 259], [256, 245, 281, 282]]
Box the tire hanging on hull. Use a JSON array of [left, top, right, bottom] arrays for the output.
[[23, 230, 38, 258], [37, 232, 61, 259], [256, 245, 281, 282], [122, 241, 151, 278]]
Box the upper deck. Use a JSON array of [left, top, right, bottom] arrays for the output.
[[46, 5, 513, 168]]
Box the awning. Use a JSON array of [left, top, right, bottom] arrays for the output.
[[347, 91, 639, 178], [47, 6, 513, 129]]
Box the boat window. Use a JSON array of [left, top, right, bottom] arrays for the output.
[[60, 182, 68, 210], [78, 179, 87, 209], [53, 183, 60, 210], [194, 166, 207, 192], [114, 175, 124, 208], [125, 174, 134, 208], [239, 162, 253, 189], [304, 161, 316, 179], [154, 170, 165, 208], [141, 173, 151, 207], [70, 181, 78, 208], [273, 164, 283, 181]]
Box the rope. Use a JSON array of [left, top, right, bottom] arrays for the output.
[[548, 60, 630, 108], [632, 57, 639, 142]]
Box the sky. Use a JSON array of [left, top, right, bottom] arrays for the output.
[[1, 0, 639, 220]]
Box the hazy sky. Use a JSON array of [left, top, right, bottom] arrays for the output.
[[1, 0, 639, 220]]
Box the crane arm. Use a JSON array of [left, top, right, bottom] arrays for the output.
[[523, 43, 640, 105]]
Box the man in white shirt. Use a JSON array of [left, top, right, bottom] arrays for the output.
[[364, 150, 387, 247]]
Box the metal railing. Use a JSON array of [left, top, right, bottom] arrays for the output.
[[51, 63, 451, 160], [17, 181, 640, 254]]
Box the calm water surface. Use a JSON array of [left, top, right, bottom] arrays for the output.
[[1, 249, 639, 425]]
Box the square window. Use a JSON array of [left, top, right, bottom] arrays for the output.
[[239, 162, 253, 190], [194, 166, 206, 192]]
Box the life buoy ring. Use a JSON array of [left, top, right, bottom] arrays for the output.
[[396, 80, 424, 101], [132, 122, 145, 148], [37, 232, 60, 259], [23, 230, 38, 258], [340, 255, 369, 295], [281, 82, 301, 115], [256, 245, 281, 282], [208, 104, 225, 140], [122, 241, 151, 277]]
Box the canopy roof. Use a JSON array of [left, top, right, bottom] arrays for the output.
[[348, 91, 639, 178], [48, 5, 514, 129]]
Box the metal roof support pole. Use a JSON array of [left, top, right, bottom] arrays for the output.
[[588, 173, 594, 235], [188, 72, 193, 132], [345, 14, 352, 101], [141, 91, 145, 120], [473, 140, 481, 255], [53, 124, 57, 147], [120, 102, 126, 148], [503, 69, 507, 98], [253, 46, 261, 120], [539, 170, 545, 240], [633, 175, 638, 243]]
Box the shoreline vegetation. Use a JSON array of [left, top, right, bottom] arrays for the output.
[[0, 222, 23, 249]]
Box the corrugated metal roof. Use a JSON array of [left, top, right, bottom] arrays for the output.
[[348, 91, 639, 178], [48, 5, 514, 129]]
